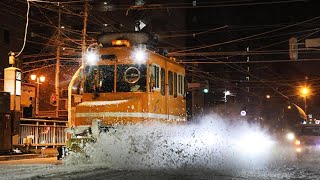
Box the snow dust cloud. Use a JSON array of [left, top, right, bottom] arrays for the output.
[[65, 113, 280, 172]]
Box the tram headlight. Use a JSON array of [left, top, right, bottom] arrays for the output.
[[132, 47, 147, 64], [86, 51, 99, 65]]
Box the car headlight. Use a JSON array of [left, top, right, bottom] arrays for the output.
[[286, 132, 295, 141], [296, 147, 302, 153]]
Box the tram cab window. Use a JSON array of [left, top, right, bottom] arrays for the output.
[[150, 64, 160, 90], [173, 72, 177, 98], [161, 68, 165, 95], [116, 64, 146, 92], [168, 71, 173, 95], [84, 65, 114, 93]]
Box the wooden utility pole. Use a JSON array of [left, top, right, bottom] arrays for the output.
[[55, 3, 61, 117], [82, 0, 88, 67], [80, 0, 89, 93]]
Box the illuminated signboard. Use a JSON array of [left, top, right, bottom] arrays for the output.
[[15, 70, 21, 96]]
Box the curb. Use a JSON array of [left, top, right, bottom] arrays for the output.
[[0, 154, 41, 161]]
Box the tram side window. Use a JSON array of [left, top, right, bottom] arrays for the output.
[[173, 72, 177, 98], [177, 74, 184, 96], [161, 68, 165, 95], [182, 75, 185, 95], [168, 71, 173, 95], [150, 64, 160, 90]]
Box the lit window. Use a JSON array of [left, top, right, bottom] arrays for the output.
[[150, 64, 160, 90]]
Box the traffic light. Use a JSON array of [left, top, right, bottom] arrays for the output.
[[202, 88, 209, 93], [50, 93, 57, 106], [202, 80, 209, 93]]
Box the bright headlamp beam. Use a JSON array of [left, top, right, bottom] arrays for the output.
[[86, 52, 99, 64], [286, 132, 295, 141], [132, 48, 147, 64]]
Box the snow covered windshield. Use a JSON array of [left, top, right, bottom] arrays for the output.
[[84, 64, 146, 93]]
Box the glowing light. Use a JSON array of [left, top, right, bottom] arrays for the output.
[[224, 90, 231, 96], [240, 110, 246, 116], [286, 132, 295, 141], [203, 88, 209, 93], [300, 86, 310, 97], [266, 94, 271, 99], [296, 147, 302, 153], [40, 75, 46, 82], [39, 75, 45, 82], [237, 131, 274, 155], [132, 47, 147, 64], [112, 40, 130, 47], [86, 51, 99, 64], [287, 105, 292, 109], [295, 139, 301, 145], [30, 74, 36, 81]]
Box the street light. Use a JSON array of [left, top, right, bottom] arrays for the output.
[[223, 90, 234, 102], [299, 86, 310, 114], [31, 74, 45, 117]]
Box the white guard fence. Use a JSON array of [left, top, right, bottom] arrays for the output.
[[15, 118, 68, 148]]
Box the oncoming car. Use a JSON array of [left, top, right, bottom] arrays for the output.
[[287, 123, 320, 158]]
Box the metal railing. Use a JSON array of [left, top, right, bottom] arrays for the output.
[[38, 110, 68, 118], [38, 111, 56, 118], [15, 118, 68, 148]]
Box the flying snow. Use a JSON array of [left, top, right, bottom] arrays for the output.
[[65, 113, 276, 172]]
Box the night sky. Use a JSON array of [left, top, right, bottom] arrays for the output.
[[1, 0, 320, 118]]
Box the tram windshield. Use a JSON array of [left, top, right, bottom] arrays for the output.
[[116, 64, 146, 92], [84, 64, 146, 93]]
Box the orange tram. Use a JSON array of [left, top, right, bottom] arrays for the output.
[[69, 33, 186, 130]]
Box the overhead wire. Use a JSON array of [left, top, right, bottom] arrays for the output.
[[15, 0, 30, 57], [172, 16, 320, 53], [124, 0, 307, 12]]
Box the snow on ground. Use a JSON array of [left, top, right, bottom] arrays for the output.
[[1, 114, 320, 179]]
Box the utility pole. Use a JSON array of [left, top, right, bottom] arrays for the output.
[[81, 0, 89, 92], [82, 0, 88, 68], [55, 3, 61, 118]]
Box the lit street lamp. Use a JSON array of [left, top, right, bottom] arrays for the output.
[[300, 86, 310, 113], [224, 90, 234, 102], [31, 74, 45, 117]]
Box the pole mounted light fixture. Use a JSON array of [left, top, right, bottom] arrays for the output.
[[30, 74, 46, 117], [300, 86, 310, 97]]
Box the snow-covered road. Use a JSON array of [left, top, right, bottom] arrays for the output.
[[0, 157, 320, 180]]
